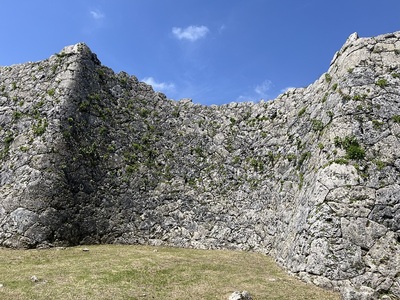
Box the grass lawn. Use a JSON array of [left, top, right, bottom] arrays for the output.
[[0, 244, 340, 300]]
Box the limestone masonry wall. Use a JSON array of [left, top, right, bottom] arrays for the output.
[[0, 32, 399, 299]]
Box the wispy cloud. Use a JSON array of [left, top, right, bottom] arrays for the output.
[[83, 9, 105, 34], [90, 9, 105, 20], [236, 79, 274, 102], [218, 25, 226, 34], [255, 80, 273, 98], [172, 25, 209, 41], [142, 77, 175, 93]]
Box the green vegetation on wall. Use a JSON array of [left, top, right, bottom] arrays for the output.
[[334, 135, 365, 160]]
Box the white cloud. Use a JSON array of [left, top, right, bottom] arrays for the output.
[[142, 77, 175, 92], [218, 25, 226, 34], [90, 10, 105, 20], [172, 25, 209, 41], [255, 80, 273, 98], [235, 80, 274, 102]]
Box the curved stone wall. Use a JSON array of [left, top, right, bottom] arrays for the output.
[[0, 33, 399, 299]]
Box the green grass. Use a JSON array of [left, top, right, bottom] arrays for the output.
[[0, 245, 340, 300]]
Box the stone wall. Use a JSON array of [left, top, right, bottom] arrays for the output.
[[0, 32, 399, 299]]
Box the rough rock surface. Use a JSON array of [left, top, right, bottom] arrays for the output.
[[0, 32, 399, 299], [228, 291, 253, 300]]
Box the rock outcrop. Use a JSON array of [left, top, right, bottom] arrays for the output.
[[1, 32, 399, 299]]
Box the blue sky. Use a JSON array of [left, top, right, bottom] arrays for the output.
[[1, 1, 399, 105]]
